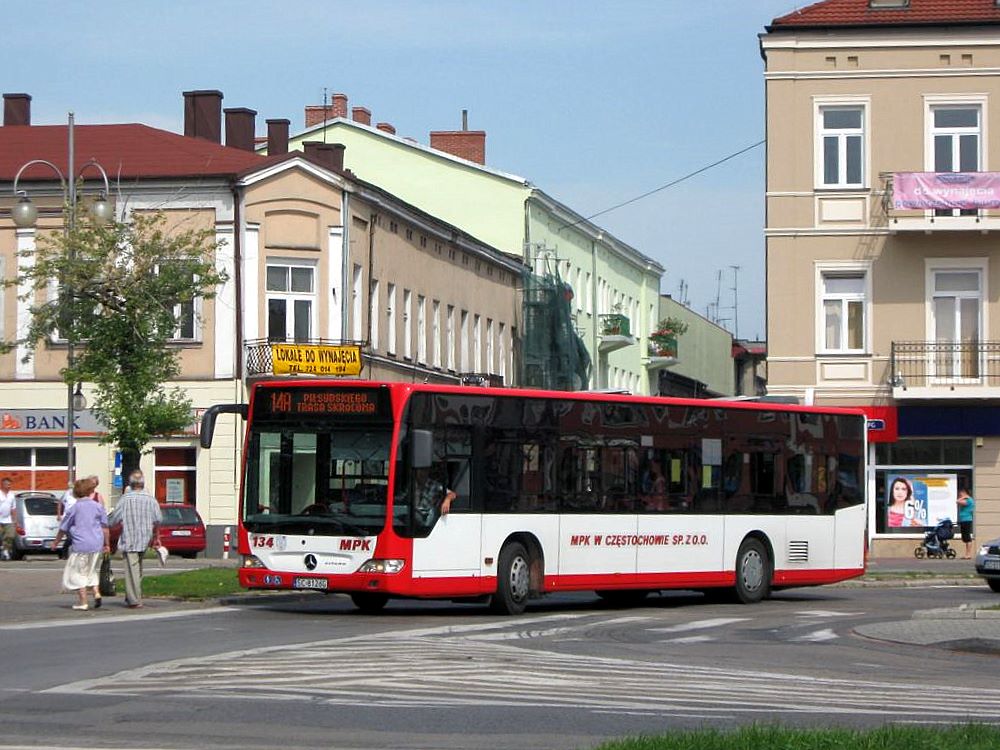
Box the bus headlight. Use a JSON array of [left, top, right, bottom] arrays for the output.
[[357, 559, 405, 574], [242, 555, 266, 569]]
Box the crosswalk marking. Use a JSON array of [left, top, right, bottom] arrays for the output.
[[44, 619, 1000, 720], [793, 628, 838, 642]]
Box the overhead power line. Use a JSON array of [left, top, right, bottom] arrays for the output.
[[561, 139, 766, 231]]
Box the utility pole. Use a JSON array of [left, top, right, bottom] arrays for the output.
[[729, 265, 741, 340]]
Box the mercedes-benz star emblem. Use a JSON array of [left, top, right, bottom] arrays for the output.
[[304, 554, 318, 571]]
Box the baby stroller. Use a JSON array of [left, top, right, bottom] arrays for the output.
[[914, 518, 957, 559]]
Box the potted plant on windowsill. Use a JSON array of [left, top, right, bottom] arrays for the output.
[[649, 317, 688, 358]]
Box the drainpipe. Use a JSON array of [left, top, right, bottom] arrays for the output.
[[591, 238, 599, 390], [367, 211, 376, 347], [232, 184, 243, 381]]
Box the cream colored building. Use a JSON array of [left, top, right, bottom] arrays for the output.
[[761, 0, 1000, 555]]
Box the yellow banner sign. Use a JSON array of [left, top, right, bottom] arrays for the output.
[[270, 344, 363, 376]]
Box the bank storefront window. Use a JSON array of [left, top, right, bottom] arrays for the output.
[[874, 439, 972, 535], [0, 447, 74, 490]]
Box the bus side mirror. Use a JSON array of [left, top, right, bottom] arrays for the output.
[[200, 403, 249, 448], [411, 429, 433, 468]]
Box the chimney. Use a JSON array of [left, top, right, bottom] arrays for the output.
[[183, 89, 223, 143], [430, 130, 486, 165], [351, 107, 372, 126], [331, 93, 348, 119], [329, 143, 346, 173], [3, 93, 31, 126], [302, 141, 330, 169], [224, 107, 257, 151], [304, 105, 329, 128], [376, 122, 396, 135], [267, 118, 290, 155]]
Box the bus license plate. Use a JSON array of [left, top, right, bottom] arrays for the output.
[[294, 577, 328, 590]]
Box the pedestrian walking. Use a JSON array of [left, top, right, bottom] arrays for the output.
[[51, 477, 110, 610], [0, 477, 17, 561], [108, 470, 162, 608], [86, 474, 106, 507], [957, 483, 976, 559]]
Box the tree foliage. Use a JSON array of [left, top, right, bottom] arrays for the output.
[[10, 209, 227, 463]]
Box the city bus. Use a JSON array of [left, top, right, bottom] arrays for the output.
[[201, 380, 867, 615]]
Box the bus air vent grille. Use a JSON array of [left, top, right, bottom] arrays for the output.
[[787, 541, 809, 563]]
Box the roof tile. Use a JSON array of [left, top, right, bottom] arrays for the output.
[[771, 0, 1000, 29]]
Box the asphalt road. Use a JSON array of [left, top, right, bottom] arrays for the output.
[[1, 558, 998, 749]]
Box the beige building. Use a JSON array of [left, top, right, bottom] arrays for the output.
[[0, 91, 522, 553], [761, 0, 1000, 555]]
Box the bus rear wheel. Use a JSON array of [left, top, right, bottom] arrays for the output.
[[734, 538, 771, 604], [490, 542, 531, 615], [350, 592, 389, 613]]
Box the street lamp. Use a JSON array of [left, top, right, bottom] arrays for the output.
[[11, 112, 111, 485]]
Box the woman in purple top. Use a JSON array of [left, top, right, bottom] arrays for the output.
[[52, 477, 110, 611]]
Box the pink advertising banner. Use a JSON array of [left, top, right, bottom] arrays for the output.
[[893, 172, 1000, 210]]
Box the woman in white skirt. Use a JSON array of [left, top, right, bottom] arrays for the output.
[[51, 477, 110, 611]]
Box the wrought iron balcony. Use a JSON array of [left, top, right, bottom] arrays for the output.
[[244, 338, 365, 378], [889, 340, 1000, 397]]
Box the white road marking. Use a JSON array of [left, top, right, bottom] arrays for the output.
[[660, 635, 714, 644], [793, 628, 838, 642], [46, 617, 1000, 720], [0, 607, 239, 631], [465, 615, 650, 641], [794, 610, 862, 618], [648, 617, 748, 633]]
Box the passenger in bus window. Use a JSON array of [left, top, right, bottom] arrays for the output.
[[414, 466, 456, 529]]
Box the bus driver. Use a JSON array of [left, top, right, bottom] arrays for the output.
[[414, 466, 456, 529]]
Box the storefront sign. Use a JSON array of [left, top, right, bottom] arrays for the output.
[[860, 406, 897, 443], [0, 409, 104, 437], [893, 171, 1000, 210], [270, 343, 363, 376]]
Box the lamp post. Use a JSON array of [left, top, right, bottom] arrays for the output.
[[11, 112, 111, 485]]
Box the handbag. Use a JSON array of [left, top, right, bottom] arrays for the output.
[[98, 552, 116, 597]]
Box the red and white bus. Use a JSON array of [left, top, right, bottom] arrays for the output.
[[201, 380, 867, 615]]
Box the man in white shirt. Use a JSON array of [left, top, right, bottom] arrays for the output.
[[0, 477, 17, 561]]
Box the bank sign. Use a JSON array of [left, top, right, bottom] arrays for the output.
[[0, 409, 105, 437]]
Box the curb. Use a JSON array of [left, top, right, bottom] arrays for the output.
[[914, 605, 1000, 620]]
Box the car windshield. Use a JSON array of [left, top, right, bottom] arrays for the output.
[[243, 427, 392, 536], [161, 506, 201, 525], [23, 496, 57, 515]]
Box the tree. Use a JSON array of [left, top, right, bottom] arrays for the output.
[[10, 208, 227, 485]]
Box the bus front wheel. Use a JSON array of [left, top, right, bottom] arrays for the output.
[[350, 592, 389, 613], [734, 538, 771, 604], [490, 542, 531, 615]]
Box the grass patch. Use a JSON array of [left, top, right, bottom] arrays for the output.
[[114, 566, 241, 600], [595, 724, 1000, 750]]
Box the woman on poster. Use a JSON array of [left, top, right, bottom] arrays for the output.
[[887, 476, 918, 528]]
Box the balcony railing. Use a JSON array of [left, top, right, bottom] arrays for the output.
[[244, 338, 366, 378], [598, 313, 631, 338], [881, 172, 1000, 231], [890, 341, 1000, 392]]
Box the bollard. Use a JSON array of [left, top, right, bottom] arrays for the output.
[[222, 526, 231, 560]]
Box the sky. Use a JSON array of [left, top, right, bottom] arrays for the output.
[[6, 0, 807, 341]]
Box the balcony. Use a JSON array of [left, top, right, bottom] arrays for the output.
[[645, 336, 679, 370], [889, 341, 1000, 399], [882, 172, 1000, 232], [598, 313, 635, 354]]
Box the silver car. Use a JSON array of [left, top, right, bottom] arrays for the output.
[[12, 491, 66, 560], [975, 536, 1000, 593]]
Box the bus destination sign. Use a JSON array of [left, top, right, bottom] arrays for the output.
[[255, 387, 390, 421], [270, 343, 363, 376]]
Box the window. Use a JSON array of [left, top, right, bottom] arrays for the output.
[[266, 263, 314, 342], [417, 295, 427, 364], [930, 103, 981, 217], [820, 271, 867, 353], [447, 305, 456, 371], [403, 288, 412, 359], [818, 105, 865, 188], [386, 282, 396, 356], [432, 300, 442, 368], [930, 265, 983, 379], [369, 278, 380, 349], [486, 318, 494, 373], [156, 263, 199, 341], [460, 310, 469, 372], [351, 264, 363, 342]]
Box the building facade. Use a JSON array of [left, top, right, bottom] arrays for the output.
[[274, 98, 666, 395], [761, 0, 1000, 554], [0, 91, 522, 553]]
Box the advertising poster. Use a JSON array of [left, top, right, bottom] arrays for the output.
[[886, 473, 957, 529]]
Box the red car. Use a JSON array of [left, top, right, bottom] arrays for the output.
[[110, 503, 206, 559]]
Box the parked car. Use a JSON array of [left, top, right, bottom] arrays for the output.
[[975, 536, 1000, 592], [109, 503, 206, 559], [12, 491, 66, 560]]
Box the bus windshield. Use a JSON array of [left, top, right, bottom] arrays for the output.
[[243, 426, 392, 536]]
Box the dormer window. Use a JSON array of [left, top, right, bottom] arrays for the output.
[[869, 0, 909, 8]]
